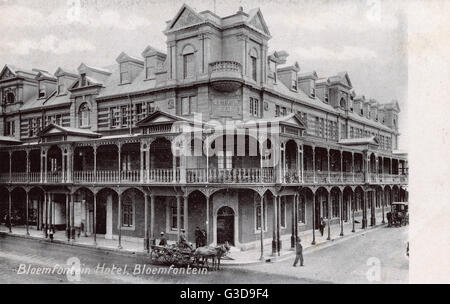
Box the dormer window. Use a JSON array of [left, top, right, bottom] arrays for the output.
[[339, 98, 346, 109], [145, 57, 154, 79], [120, 64, 130, 84], [325, 92, 329, 103], [81, 73, 87, 87], [39, 85, 46, 98], [291, 72, 298, 90], [360, 108, 364, 116], [57, 81, 65, 95], [310, 87, 315, 98]]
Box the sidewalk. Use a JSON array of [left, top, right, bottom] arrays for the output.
[[0, 213, 387, 266], [223, 213, 386, 266]]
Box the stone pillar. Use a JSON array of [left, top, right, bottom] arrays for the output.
[[311, 191, 316, 245], [312, 146, 316, 183], [205, 195, 210, 245], [362, 190, 368, 229], [327, 191, 331, 240], [66, 193, 70, 241], [118, 144, 122, 183], [183, 195, 188, 236], [8, 151, 12, 183], [44, 192, 48, 237], [382, 189, 385, 224], [352, 152, 355, 182], [327, 148, 331, 182], [8, 190, 12, 233], [291, 195, 296, 249], [339, 191, 344, 236], [371, 190, 376, 226], [272, 194, 277, 256], [70, 193, 75, 240], [176, 196, 181, 240], [117, 191, 122, 249], [277, 196, 281, 254], [93, 145, 97, 182], [93, 192, 97, 245], [26, 190, 30, 235], [150, 194, 155, 244], [144, 194, 149, 252]]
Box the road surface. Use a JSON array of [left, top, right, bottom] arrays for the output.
[[0, 225, 408, 284]]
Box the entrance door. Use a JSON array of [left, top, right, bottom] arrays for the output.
[[217, 206, 234, 245], [96, 200, 106, 234], [314, 199, 321, 229]]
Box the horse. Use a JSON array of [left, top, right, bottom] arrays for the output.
[[194, 242, 230, 270]]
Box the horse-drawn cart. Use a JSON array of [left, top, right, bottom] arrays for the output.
[[149, 242, 230, 270]]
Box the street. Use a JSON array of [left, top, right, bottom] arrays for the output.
[[0, 226, 408, 284]]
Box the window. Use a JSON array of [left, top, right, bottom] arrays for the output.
[[291, 72, 298, 90], [280, 198, 286, 228], [4, 120, 15, 136], [28, 119, 34, 137], [57, 81, 65, 95], [350, 127, 354, 138], [360, 108, 364, 116], [39, 85, 46, 98], [249, 97, 259, 117], [135, 103, 143, 122], [120, 71, 130, 84], [183, 53, 194, 79], [275, 105, 280, 117], [121, 106, 129, 126], [6, 92, 15, 104], [298, 195, 306, 224], [250, 56, 257, 81], [78, 103, 90, 127], [147, 101, 156, 114], [340, 123, 346, 139], [255, 199, 266, 231], [36, 117, 41, 134], [110, 108, 119, 127], [217, 151, 233, 169], [281, 107, 287, 116], [55, 114, 62, 126], [340, 98, 346, 109], [80, 74, 87, 87], [171, 203, 184, 230], [325, 92, 329, 103], [310, 87, 316, 98], [145, 57, 154, 79], [122, 201, 134, 227], [181, 96, 196, 115]]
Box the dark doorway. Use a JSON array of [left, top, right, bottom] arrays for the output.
[[96, 200, 107, 234], [217, 206, 234, 245], [314, 199, 321, 229]]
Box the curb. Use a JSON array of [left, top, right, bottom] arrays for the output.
[[1, 222, 386, 267], [223, 223, 386, 266]]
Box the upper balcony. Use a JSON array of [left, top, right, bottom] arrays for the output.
[[209, 60, 243, 92]]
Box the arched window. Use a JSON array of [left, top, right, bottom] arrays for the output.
[[6, 92, 15, 104], [249, 48, 258, 81], [182, 45, 195, 79], [340, 98, 346, 109], [78, 103, 90, 127]]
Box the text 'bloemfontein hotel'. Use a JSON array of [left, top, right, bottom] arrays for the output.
[[0, 4, 408, 252]]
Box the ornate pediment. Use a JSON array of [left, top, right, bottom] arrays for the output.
[[0, 65, 16, 80], [168, 4, 204, 31], [247, 9, 271, 36]]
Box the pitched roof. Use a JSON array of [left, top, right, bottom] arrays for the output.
[[339, 136, 379, 146], [38, 124, 101, 138]]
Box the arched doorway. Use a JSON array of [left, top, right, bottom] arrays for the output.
[[217, 206, 234, 245]]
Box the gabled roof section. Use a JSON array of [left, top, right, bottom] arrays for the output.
[[136, 110, 192, 127], [241, 113, 306, 130], [77, 63, 111, 76], [54, 67, 78, 78], [141, 45, 166, 58], [35, 70, 57, 81], [329, 71, 352, 88], [165, 4, 205, 32], [38, 124, 101, 139], [298, 71, 318, 80], [116, 52, 144, 65], [339, 136, 379, 146], [384, 100, 401, 112], [246, 8, 271, 37], [0, 64, 16, 80]]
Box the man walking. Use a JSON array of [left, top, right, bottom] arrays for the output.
[[195, 226, 202, 248], [319, 217, 325, 236], [293, 237, 304, 267]]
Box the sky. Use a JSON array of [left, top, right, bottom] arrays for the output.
[[0, 0, 408, 149]]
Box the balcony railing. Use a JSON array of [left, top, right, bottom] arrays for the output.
[[1, 169, 407, 185]]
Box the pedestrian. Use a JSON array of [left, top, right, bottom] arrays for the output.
[[201, 229, 207, 247], [319, 217, 325, 236], [195, 226, 202, 248], [293, 237, 304, 267], [179, 229, 193, 250], [387, 212, 392, 227], [48, 227, 54, 242], [159, 232, 167, 246]]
